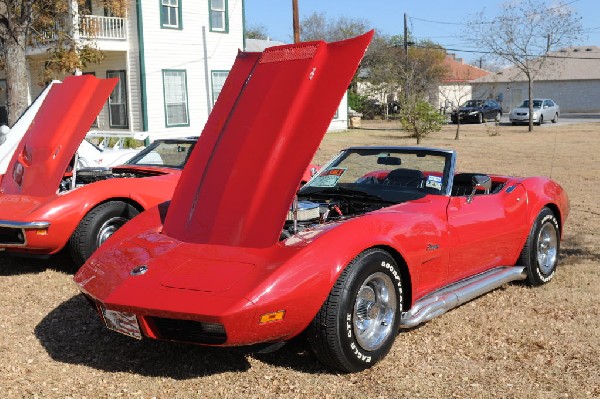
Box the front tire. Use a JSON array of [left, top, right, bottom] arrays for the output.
[[477, 113, 483, 124], [307, 249, 403, 372], [518, 207, 560, 286], [69, 201, 139, 267], [552, 113, 558, 123], [536, 115, 544, 126], [495, 112, 501, 122]]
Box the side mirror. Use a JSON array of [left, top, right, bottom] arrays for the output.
[[467, 175, 492, 203], [473, 175, 492, 191]]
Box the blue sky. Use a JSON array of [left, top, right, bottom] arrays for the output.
[[244, 0, 600, 64]]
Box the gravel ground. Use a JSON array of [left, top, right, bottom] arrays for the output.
[[1, 121, 598, 398]]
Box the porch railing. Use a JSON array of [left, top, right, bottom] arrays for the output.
[[79, 15, 127, 40]]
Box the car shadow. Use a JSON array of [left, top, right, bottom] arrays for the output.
[[560, 234, 600, 263], [0, 249, 78, 276], [35, 294, 251, 378], [250, 335, 329, 374]]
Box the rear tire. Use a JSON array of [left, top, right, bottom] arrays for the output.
[[307, 249, 402, 372], [69, 201, 139, 267], [518, 207, 560, 286]]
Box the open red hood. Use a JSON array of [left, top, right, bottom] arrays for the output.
[[163, 31, 373, 248], [1, 75, 117, 196]]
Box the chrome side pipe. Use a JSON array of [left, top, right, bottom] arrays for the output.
[[400, 266, 527, 328]]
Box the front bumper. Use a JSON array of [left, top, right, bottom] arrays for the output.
[[451, 113, 480, 122], [0, 220, 51, 247], [510, 114, 538, 123]]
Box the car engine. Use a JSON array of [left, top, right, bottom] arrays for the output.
[[58, 167, 166, 193]]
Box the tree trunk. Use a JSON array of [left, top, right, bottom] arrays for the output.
[[4, 33, 30, 127], [528, 77, 534, 132], [455, 118, 460, 140]]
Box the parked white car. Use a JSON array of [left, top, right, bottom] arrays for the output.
[[509, 98, 560, 125]]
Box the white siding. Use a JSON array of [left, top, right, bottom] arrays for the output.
[[140, 0, 244, 139], [328, 92, 349, 132]]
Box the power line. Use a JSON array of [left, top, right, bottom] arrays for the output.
[[413, 43, 600, 60]]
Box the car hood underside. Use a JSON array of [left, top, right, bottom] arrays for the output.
[[162, 31, 374, 249]]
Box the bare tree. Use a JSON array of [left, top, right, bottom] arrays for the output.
[[300, 12, 370, 42], [439, 64, 481, 140], [0, 0, 127, 126], [465, 0, 582, 131], [245, 23, 269, 40]]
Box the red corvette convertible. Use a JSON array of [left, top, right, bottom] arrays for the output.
[[0, 76, 196, 265], [74, 32, 569, 372]]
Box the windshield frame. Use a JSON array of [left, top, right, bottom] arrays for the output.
[[301, 147, 456, 201], [125, 138, 197, 169]]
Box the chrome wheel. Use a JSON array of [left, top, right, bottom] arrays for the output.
[[537, 222, 558, 275], [96, 216, 128, 247], [353, 272, 397, 351]]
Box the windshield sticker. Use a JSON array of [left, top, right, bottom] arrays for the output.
[[310, 168, 347, 187], [425, 175, 442, 190]]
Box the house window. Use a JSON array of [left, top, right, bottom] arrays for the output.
[[211, 71, 229, 105], [106, 71, 129, 129], [209, 0, 228, 32], [163, 70, 189, 127], [161, 0, 181, 29]]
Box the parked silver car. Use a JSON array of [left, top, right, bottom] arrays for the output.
[[509, 98, 559, 125]]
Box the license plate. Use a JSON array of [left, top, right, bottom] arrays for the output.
[[101, 307, 142, 340]]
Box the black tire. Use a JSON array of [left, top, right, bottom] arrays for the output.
[[512, 122, 517, 126], [518, 207, 560, 286], [69, 201, 139, 267], [477, 113, 483, 124], [552, 113, 558, 123], [495, 112, 501, 122], [307, 248, 403, 372], [536, 115, 543, 126]]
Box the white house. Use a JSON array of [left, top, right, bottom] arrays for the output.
[[0, 0, 244, 140]]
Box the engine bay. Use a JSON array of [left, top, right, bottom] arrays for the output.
[[280, 195, 388, 240], [58, 167, 167, 193]]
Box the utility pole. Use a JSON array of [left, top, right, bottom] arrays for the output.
[[292, 0, 300, 43]]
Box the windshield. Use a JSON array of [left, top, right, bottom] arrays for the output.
[[301, 148, 452, 202], [520, 100, 543, 108], [462, 100, 483, 108], [126, 139, 196, 169]]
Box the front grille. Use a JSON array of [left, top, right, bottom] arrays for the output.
[[148, 317, 227, 345], [0, 227, 25, 245]]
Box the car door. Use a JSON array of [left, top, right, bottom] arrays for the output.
[[484, 100, 496, 120], [446, 183, 528, 283]]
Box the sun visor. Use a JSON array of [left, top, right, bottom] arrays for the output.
[[163, 31, 374, 248]]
